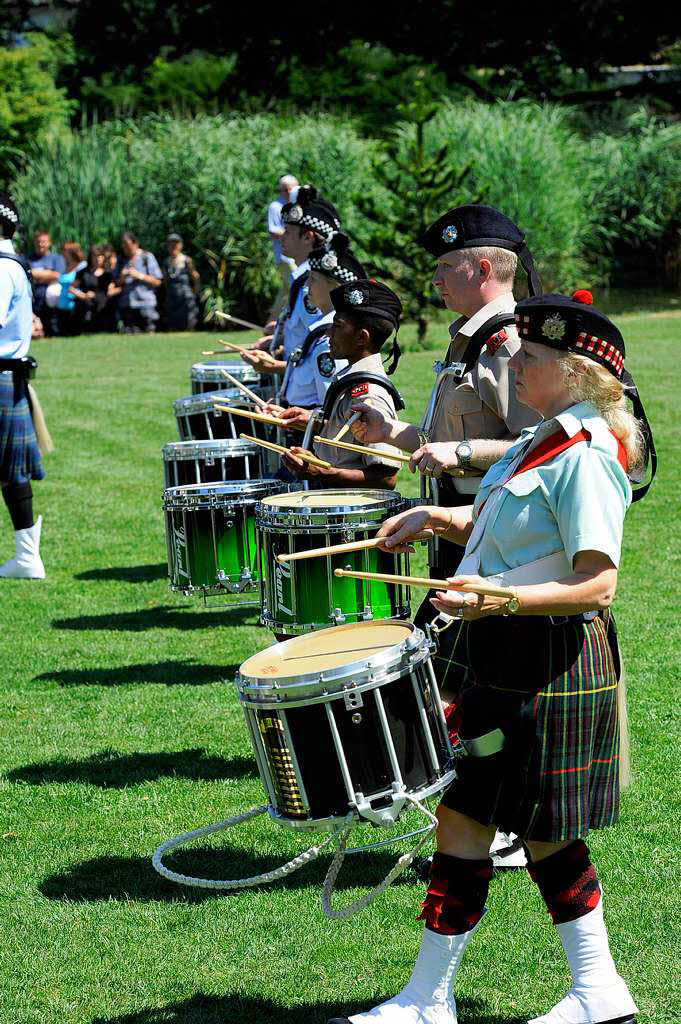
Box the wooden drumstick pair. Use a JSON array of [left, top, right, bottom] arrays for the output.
[[314, 435, 469, 477], [238, 432, 332, 470], [213, 403, 288, 428], [333, 567, 514, 600]]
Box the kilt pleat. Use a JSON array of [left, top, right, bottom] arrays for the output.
[[0, 375, 45, 485], [439, 614, 621, 841]]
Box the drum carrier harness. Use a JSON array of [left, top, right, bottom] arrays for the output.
[[301, 371, 405, 450]]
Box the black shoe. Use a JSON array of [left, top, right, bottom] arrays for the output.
[[411, 856, 433, 881]]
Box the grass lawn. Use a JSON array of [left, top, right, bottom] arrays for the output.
[[0, 317, 679, 1024]]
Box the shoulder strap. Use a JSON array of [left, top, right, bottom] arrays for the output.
[[511, 427, 628, 480], [0, 251, 33, 287], [322, 371, 405, 419], [288, 269, 309, 314], [458, 312, 516, 375], [297, 323, 330, 363]]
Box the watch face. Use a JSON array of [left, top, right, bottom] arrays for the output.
[[456, 441, 473, 465]]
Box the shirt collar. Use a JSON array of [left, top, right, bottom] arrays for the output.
[[531, 401, 600, 442], [0, 239, 15, 254], [450, 291, 516, 340]]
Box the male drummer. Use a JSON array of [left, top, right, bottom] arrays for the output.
[[349, 205, 542, 866], [242, 185, 342, 373], [281, 278, 403, 490]]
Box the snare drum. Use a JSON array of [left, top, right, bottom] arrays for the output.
[[237, 620, 456, 830], [163, 479, 287, 598], [256, 489, 411, 635], [190, 361, 269, 397], [174, 389, 272, 444], [162, 439, 264, 489]]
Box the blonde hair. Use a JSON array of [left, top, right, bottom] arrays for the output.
[[559, 353, 645, 472], [463, 246, 518, 286]]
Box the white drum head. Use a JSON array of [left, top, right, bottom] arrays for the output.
[[262, 489, 385, 509], [240, 620, 414, 679]]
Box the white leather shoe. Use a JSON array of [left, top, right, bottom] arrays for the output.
[[490, 831, 527, 869], [0, 515, 45, 579], [528, 894, 637, 1024], [331, 914, 487, 1024]]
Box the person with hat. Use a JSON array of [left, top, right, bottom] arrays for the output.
[[267, 231, 364, 423], [242, 185, 342, 374], [282, 277, 404, 489], [162, 233, 200, 331], [350, 203, 543, 866], [328, 291, 653, 1024], [0, 194, 46, 578]]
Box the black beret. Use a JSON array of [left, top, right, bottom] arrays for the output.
[[515, 291, 625, 379], [281, 184, 341, 240], [309, 232, 365, 284], [421, 203, 526, 258], [330, 279, 402, 330]]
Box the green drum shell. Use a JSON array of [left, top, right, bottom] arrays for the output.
[[164, 481, 287, 598], [256, 490, 411, 634]]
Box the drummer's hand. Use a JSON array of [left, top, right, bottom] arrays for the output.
[[376, 506, 433, 553], [281, 449, 309, 479], [240, 349, 272, 372], [430, 574, 512, 620], [347, 403, 391, 444], [279, 406, 311, 431], [410, 442, 460, 478], [249, 333, 274, 350], [264, 319, 277, 334], [262, 402, 285, 417]]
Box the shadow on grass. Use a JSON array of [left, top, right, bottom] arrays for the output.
[[6, 748, 256, 788], [52, 604, 261, 632], [74, 563, 167, 583], [40, 843, 419, 903], [33, 659, 240, 687], [91, 992, 521, 1024]]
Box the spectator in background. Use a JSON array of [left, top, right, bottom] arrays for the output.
[[268, 174, 299, 319], [116, 231, 162, 333], [162, 232, 199, 331], [28, 230, 65, 337], [71, 245, 116, 334], [56, 241, 87, 337]]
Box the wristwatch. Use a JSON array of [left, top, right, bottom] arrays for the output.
[[502, 588, 521, 616], [455, 440, 474, 468]]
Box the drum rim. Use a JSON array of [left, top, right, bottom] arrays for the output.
[[190, 361, 260, 380], [164, 479, 287, 505], [162, 439, 261, 459], [173, 388, 247, 410], [257, 488, 407, 518], [236, 619, 426, 694]]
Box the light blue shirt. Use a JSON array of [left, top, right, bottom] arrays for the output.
[[0, 239, 32, 359], [283, 261, 320, 359], [471, 401, 632, 575]]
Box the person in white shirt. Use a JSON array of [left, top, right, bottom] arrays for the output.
[[267, 174, 299, 318], [0, 194, 46, 578]]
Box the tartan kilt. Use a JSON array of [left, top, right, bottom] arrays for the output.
[[437, 613, 621, 841], [0, 375, 45, 485]]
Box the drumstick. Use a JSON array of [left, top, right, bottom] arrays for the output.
[[333, 568, 515, 599], [239, 432, 332, 470], [276, 531, 434, 563], [219, 369, 267, 408], [213, 310, 265, 332], [213, 404, 287, 427], [314, 434, 411, 464], [332, 410, 363, 442], [314, 435, 468, 477]]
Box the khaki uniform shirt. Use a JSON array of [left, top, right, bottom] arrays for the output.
[[426, 292, 539, 494], [314, 353, 398, 472]]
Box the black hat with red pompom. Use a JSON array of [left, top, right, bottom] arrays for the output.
[[281, 184, 341, 241], [516, 289, 657, 501], [515, 289, 625, 379]]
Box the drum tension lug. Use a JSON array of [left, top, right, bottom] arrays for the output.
[[343, 688, 363, 711], [333, 608, 346, 624]]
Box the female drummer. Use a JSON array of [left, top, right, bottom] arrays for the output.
[[330, 292, 649, 1024]]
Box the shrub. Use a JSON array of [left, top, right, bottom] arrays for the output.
[[425, 101, 592, 291], [12, 112, 380, 320]]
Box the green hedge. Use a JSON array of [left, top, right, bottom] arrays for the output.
[[12, 105, 681, 323]]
